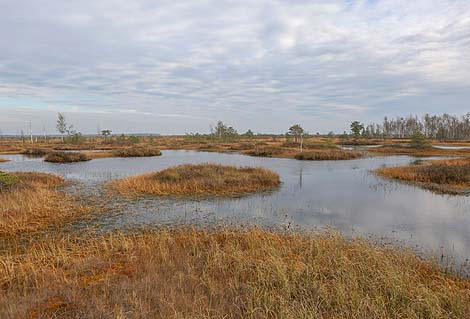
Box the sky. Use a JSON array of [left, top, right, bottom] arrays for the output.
[[0, 0, 469, 135]]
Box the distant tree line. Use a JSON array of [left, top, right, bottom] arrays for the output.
[[360, 113, 470, 140]]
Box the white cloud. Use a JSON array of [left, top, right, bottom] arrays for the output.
[[0, 0, 469, 134]]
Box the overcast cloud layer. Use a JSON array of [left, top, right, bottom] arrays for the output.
[[1, 0, 469, 134]]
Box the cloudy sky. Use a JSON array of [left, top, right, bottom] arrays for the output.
[[0, 0, 469, 135]]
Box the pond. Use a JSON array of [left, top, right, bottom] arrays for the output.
[[1, 150, 469, 268]]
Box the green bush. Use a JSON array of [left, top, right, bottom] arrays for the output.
[[0, 171, 17, 191], [410, 132, 431, 149]]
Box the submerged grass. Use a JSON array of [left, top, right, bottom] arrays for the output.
[[0, 172, 89, 236], [376, 158, 470, 194], [1, 228, 469, 318], [45, 151, 91, 163], [108, 163, 281, 197]]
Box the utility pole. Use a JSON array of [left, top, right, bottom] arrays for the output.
[[29, 121, 33, 144], [43, 125, 47, 142]]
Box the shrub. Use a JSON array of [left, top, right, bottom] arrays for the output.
[[410, 132, 432, 149], [0, 171, 17, 191], [45, 152, 90, 163]]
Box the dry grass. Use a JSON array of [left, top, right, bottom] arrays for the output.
[[112, 147, 162, 157], [0, 172, 89, 236], [1, 228, 469, 319], [45, 152, 91, 163], [108, 163, 281, 197], [295, 149, 363, 160], [369, 145, 470, 157], [0, 158, 8, 163], [376, 158, 470, 194], [243, 146, 296, 158]]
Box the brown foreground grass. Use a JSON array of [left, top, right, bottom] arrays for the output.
[[0, 172, 89, 236], [1, 228, 469, 319], [108, 163, 281, 197], [45, 151, 91, 163], [376, 158, 470, 194]]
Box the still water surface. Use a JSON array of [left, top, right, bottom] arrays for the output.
[[1, 150, 469, 267]]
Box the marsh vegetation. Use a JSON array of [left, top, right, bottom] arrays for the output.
[[108, 163, 280, 197], [45, 151, 91, 163], [1, 114, 470, 317], [1, 228, 469, 319], [376, 158, 470, 195]]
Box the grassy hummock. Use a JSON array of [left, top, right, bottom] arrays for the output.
[[108, 163, 281, 197], [45, 151, 91, 163], [295, 149, 363, 161], [376, 157, 470, 194], [113, 147, 162, 157]]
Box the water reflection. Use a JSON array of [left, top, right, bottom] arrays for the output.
[[1, 150, 469, 268]]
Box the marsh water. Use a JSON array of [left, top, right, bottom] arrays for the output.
[[1, 150, 469, 269]]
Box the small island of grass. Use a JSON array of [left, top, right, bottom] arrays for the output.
[[108, 163, 280, 197], [295, 149, 363, 161], [112, 147, 162, 157], [376, 157, 470, 195], [45, 151, 91, 163]]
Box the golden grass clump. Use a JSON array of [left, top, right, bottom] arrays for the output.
[[295, 149, 363, 160], [376, 158, 470, 194], [244, 146, 291, 157], [112, 147, 162, 157], [0, 228, 469, 318], [45, 151, 91, 163], [0, 172, 88, 236], [108, 163, 281, 197], [0, 158, 9, 163]]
